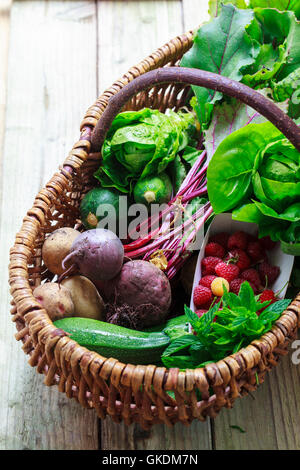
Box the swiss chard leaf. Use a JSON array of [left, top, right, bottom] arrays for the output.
[[204, 96, 266, 161], [181, 3, 259, 126]]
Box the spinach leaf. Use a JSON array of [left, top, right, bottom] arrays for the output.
[[207, 122, 282, 213]]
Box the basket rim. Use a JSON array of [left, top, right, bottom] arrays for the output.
[[8, 29, 300, 398]]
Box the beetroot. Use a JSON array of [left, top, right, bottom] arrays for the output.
[[62, 228, 124, 282], [100, 260, 172, 329]]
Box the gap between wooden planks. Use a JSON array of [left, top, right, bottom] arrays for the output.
[[1, 0, 300, 451]]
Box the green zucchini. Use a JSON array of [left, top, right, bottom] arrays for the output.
[[54, 317, 172, 365]]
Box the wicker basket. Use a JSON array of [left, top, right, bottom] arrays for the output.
[[9, 30, 300, 429]]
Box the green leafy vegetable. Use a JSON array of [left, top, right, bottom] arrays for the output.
[[249, 0, 300, 21], [207, 122, 282, 213], [272, 67, 300, 102], [94, 108, 196, 193], [241, 8, 290, 87], [207, 120, 300, 254], [161, 282, 291, 369], [169, 146, 203, 193], [181, 3, 259, 127], [208, 0, 247, 18], [203, 90, 288, 161]]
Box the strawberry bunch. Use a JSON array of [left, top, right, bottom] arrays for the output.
[[193, 231, 280, 315]]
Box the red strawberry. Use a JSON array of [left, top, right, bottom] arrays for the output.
[[201, 256, 222, 275], [259, 289, 277, 303], [259, 236, 277, 251], [225, 248, 251, 271], [241, 268, 261, 291], [258, 262, 280, 286], [230, 278, 256, 295], [195, 309, 208, 318], [247, 241, 266, 262], [247, 233, 259, 243], [199, 275, 217, 289], [209, 232, 229, 249], [228, 231, 248, 250], [205, 242, 225, 259], [193, 285, 213, 308], [200, 296, 220, 310], [195, 309, 218, 322], [257, 289, 277, 315], [215, 261, 240, 283]]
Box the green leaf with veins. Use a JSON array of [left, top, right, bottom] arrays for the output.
[[207, 122, 282, 213], [204, 91, 288, 161], [249, 0, 300, 20], [242, 8, 300, 85], [181, 3, 259, 126], [208, 0, 247, 18]]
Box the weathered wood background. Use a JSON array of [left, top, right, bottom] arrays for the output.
[[0, 0, 299, 450]]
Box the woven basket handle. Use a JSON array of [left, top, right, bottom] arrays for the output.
[[90, 67, 300, 152]]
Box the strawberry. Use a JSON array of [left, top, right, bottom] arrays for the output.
[[193, 285, 213, 308], [199, 275, 217, 289], [247, 241, 266, 262], [193, 309, 217, 332], [209, 232, 229, 249], [257, 289, 277, 315], [258, 262, 280, 286], [201, 256, 222, 275], [247, 233, 259, 243], [225, 248, 250, 271], [259, 235, 277, 251], [230, 278, 256, 295], [259, 289, 277, 303], [195, 309, 208, 318], [215, 261, 240, 282], [241, 268, 261, 291], [200, 296, 221, 310], [227, 231, 248, 250], [205, 242, 225, 259]]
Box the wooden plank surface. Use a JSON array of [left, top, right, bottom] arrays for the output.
[[214, 345, 300, 450], [0, 0, 99, 450], [0, 0, 12, 173]]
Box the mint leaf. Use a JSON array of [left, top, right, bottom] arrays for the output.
[[261, 298, 292, 316], [238, 281, 257, 312], [162, 335, 198, 357], [161, 355, 197, 370], [181, 4, 259, 126]]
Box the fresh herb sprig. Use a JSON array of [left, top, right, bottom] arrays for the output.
[[162, 282, 291, 369]]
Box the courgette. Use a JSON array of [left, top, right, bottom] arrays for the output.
[[54, 317, 172, 365]]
